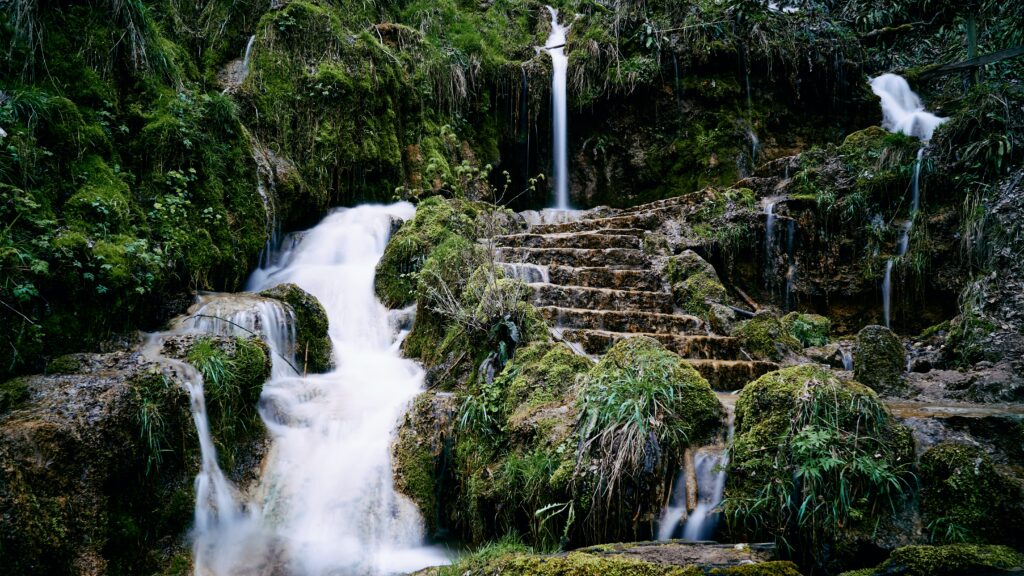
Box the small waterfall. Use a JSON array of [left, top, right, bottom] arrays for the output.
[[882, 147, 926, 329], [869, 74, 947, 141], [543, 6, 570, 210], [499, 262, 550, 284], [911, 147, 924, 215], [783, 220, 796, 310], [658, 401, 735, 541], [841, 348, 854, 371], [240, 35, 256, 83], [882, 259, 895, 328], [764, 199, 778, 289]]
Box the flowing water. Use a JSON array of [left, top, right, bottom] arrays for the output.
[[869, 74, 947, 141], [240, 35, 256, 83], [764, 199, 778, 289], [658, 401, 735, 542], [150, 204, 447, 575], [882, 147, 926, 328], [543, 6, 570, 209]]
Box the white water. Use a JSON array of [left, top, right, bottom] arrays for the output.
[[658, 403, 735, 542], [543, 6, 570, 209], [499, 262, 550, 284], [160, 204, 447, 575], [240, 35, 256, 83], [764, 199, 778, 288], [869, 74, 947, 141], [883, 147, 926, 328]]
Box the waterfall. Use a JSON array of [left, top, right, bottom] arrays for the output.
[[658, 400, 735, 541], [882, 259, 895, 328], [882, 147, 926, 328], [240, 203, 446, 575], [869, 74, 947, 141], [240, 35, 256, 83], [543, 6, 570, 210], [764, 199, 778, 289], [784, 220, 796, 310]]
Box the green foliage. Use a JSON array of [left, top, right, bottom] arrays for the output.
[[576, 337, 722, 542], [781, 312, 830, 347], [724, 365, 915, 567]]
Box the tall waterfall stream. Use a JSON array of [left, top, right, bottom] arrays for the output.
[[146, 204, 447, 575]]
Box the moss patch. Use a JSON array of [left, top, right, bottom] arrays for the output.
[[842, 544, 1023, 576], [781, 312, 831, 347], [853, 325, 906, 396], [731, 313, 801, 361], [259, 283, 332, 373]]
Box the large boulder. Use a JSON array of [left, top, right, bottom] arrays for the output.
[[725, 365, 916, 571], [853, 325, 906, 396], [840, 544, 1023, 576]]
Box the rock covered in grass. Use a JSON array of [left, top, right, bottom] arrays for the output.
[[918, 442, 1024, 548], [259, 282, 332, 373], [781, 312, 831, 347], [838, 544, 1023, 576], [730, 312, 801, 361], [725, 365, 915, 570], [853, 325, 906, 396]]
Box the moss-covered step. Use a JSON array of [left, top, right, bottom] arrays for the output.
[[540, 307, 704, 334], [494, 230, 645, 250], [496, 247, 650, 268], [558, 330, 745, 360], [529, 284, 674, 313], [548, 266, 662, 291]]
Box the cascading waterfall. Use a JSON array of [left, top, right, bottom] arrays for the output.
[[237, 203, 446, 575], [149, 205, 447, 575], [871, 73, 943, 328], [764, 199, 778, 291], [870, 74, 947, 141], [658, 400, 735, 541], [543, 5, 570, 210]]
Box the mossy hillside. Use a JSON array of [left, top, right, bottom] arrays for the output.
[[0, 5, 269, 380], [919, 442, 1024, 547], [724, 365, 915, 569], [376, 196, 500, 309], [839, 544, 1024, 576], [259, 283, 332, 373]]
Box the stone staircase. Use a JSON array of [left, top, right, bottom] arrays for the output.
[[495, 205, 778, 391]]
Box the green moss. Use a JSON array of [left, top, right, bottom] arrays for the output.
[[63, 155, 132, 234], [0, 377, 30, 413], [919, 442, 1024, 545], [259, 283, 332, 373], [497, 342, 592, 418], [781, 312, 831, 347], [849, 544, 1023, 576], [725, 365, 914, 566], [853, 325, 906, 396], [730, 313, 801, 361], [475, 552, 703, 576], [46, 355, 83, 374], [711, 562, 805, 576], [393, 391, 456, 537]]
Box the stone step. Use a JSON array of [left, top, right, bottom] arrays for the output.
[[529, 284, 674, 313], [547, 266, 662, 291], [686, 360, 779, 391], [496, 247, 649, 268], [530, 209, 669, 235], [540, 307, 704, 334], [494, 230, 644, 250], [559, 329, 744, 360]]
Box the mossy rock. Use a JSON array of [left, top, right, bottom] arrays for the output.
[[730, 312, 801, 361], [497, 341, 592, 421], [259, 283, 332, 374], [840, 544, 1024, 576], [919, 442, 1024, 547], [0, 377, 30, 413], [465, 551, 704, 576], [853, 325, 906, 396], [667, 250, 729, 319], [577, 337, 723, 541], [781, 312, 831, 347], [375, 196, 498, 309], [711, 563, 804, 576], [725, 365, 915, 566], [393, 390, 457, 539]]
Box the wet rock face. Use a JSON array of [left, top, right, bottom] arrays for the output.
[[854, 325, 906, 396], [0, 352, 195, 574], [259, 282, 332, 373]]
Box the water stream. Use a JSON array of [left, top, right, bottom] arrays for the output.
[[148, 204, 447, 575], [543, 6, 570, 209]]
